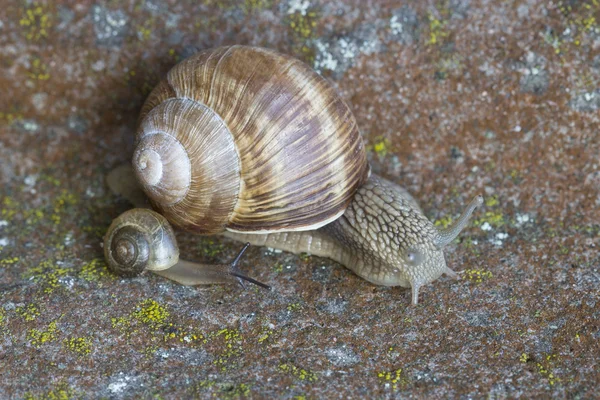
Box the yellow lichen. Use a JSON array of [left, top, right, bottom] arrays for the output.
[[520, 353, 530, 363], [25, 259, 72, 294], [1, 196, 19, 220], [24, 383, 77, 400], [133, 299, 170, 326], [190, 380, 251, 399], [19, 3, 52, 41], [485, 195, 499, 207], [198, 237, 224, 257], [63, 337, 92, 356], [244, 0, 272, 13], [79, 258, 112, 282], [377, 368, 406, 390], [0, 256, 19, 267], [51, 190, 78, 226], [0, 109, 24, 125], [257, 327, 274, 344], [28, 321, 59, 347], [288, 10, 319, 39], [213, 329, 242, 368], [27, 57, 50, 81], [427, 13, 449, 45], [463, 268, 493, 283], [279, 363, 318, 382], [537, 354, 560, 385], [434, 215, 453, 229], [475, 211, 505, 227], [17, 303, 41, 321]]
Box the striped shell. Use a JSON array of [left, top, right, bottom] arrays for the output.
[[134, 45, 369, 235]]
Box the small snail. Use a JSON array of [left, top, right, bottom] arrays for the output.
[[105, 45, 483, 304]]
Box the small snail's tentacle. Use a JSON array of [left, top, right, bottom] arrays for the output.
[[434, 195, 484, 249], [153, 243, 270, 290]]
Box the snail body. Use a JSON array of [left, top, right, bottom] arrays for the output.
[[105, 45, 482, 304]]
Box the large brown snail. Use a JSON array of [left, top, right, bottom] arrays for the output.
[[104, 45, 483, 304]]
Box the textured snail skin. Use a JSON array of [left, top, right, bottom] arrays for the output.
[[224, 176, 482, 304]]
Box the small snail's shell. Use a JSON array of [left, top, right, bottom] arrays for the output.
[[104, 208, 179, 276], [134, 45, 369, 235]]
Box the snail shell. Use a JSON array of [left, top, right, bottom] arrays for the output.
[[133, 45, 369, 235], [104, 208, 179, 276]]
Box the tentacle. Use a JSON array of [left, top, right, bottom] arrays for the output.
[[434, 195, 483, 248], [411, 282, 421, 305]]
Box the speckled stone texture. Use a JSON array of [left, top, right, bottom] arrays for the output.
[[0, 0, 599, 398]]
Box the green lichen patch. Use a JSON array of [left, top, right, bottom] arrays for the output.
[[212, 328, 243, 371], [16, 303, 41, 321], [257, 327, 275, 344], [377, 368, 407, 390], [485, 195, 499, 207], [111, 299, 201, 347], [79, 258, 114, 282], [427, 12, 449, 46], [286, 302, 303, 312], [162, 323, 206, 345], [25, 259, 72, 294], [24, 382, 78, 400], [27, 57, 51, 81], [463, 268, 493, 283], [287, 9, 319, 40], [0, 255, 20, 267], [537, 354, 560, 386], [434, 215, 453, 229], [133, 299, 170, 326], [63, 337, 92, 356], [27, 321, 59, 348], [19, 3, 53, 41], [244, 0, 273, 13], [198, 237, 225, 258], [50, 190, 78, 226], [475, 210, 505, 228], [557, 1, 599, 48], [286, 6, 319, 62], [190, 380, 251, 399], [279, 362, 318, 382], [272, 262, 284, 273], [367, 136, 392, 160], [1, 196, 19, 220], [0, 108, 24, 125]]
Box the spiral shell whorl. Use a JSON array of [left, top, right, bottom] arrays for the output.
[[133, 132, 191, 205], [135, 98, 241, 234], [108, 226, 150, 276], [104, 209, 179, 276]]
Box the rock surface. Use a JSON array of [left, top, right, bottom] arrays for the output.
[[0, 0, 599, 398]]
